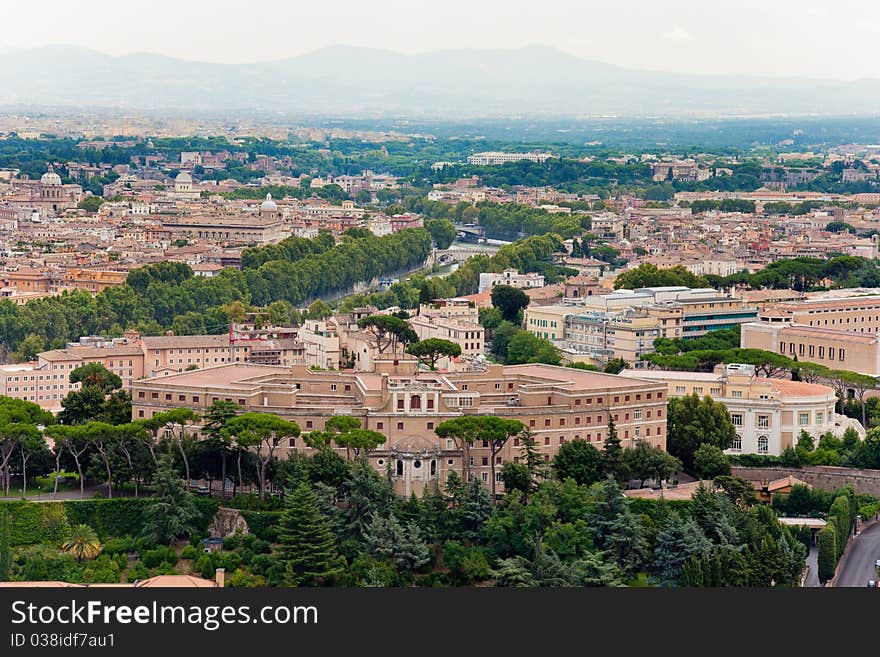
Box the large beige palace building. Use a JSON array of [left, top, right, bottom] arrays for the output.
[[741, 296, 880, 375], [621, 364, 863, 457], [131, 359, 668, 495]]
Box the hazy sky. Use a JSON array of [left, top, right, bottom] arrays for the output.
[[3, 0, 879, 80]]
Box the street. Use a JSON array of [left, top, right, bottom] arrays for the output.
[[834, 521, 880, 587]]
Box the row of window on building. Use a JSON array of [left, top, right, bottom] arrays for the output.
[[780, 341, 846, 361]]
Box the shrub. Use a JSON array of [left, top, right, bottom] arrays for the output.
[[82, 555, 121, 584], [227, 567, 267, 588], [102, 536, 135, 556], [223, 534, 243, 551], [195, 553, 215, 579], [216, 551, 242, 572], [126, 561, 151, 582], [134, 535, 157, 554], [142, 546, 178, 569], [728, 454, 783, 467], [181, 545, 197, 560], [859, 502, 880, 519]]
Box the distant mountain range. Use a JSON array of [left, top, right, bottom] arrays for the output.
[[2, 44, 879, 118]]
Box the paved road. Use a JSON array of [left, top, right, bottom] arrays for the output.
[[835, 521, 880, 587], [804, 546, 820, 587]]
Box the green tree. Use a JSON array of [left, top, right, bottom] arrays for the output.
[[357, 315, 415, 354], [817, 524, 837, 582], [304, 299, 333, 320], [435, 416, 482, 483], [10, 334, 45, 363], [506, 331, 561, 365], [666, 394, 737, 471], [553, 440, 603, 486], [142, 455, 201, 545], [624, 441, 681, 488], [491, 285, 530, 323], [692, 443, 731, 479], [425, 218, 456, 249], [69, 363, 122, 393], [201, 400, 240, 491], [601, 417, 626, 483], [603, 358, 628, 374], [653, 515, 712, 585], [613, 263, 708, 290], [58, 387, 107, 425], [151, 408, 201, 485], [77, 195, 105, 212], [277, 483, 345, 586], [224, 412, 300, 500], [406, 338, 462, 370], [500, 461, 532, 496], [363, 514, 430, 571], [519, 428, 549, 496]]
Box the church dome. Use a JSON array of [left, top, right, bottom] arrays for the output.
[[40, 169, 62, 186], [260, 193, 278, 211], [175, 171, 193, 183]]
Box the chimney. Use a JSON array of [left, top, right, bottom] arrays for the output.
[[215, 568, 225, 588]]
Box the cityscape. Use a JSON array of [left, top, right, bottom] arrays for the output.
[[0, 1, 879, 594]]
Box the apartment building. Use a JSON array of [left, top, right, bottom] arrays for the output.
[[478, 269, 545, 293], [740, 296, 880, 375], [589, 214, 626, 241], [0, 336, 145, 410], [621, 364, 861, 456], [525, 304, 569, 342], [562, 310, 660, 364], [467, 151, 553, 165], [296, 319, 342, 370], [526, 287, 751, 354], [5, 326, 307, 411], [411, 299, 485, 361], [130, 360, 668, 496]]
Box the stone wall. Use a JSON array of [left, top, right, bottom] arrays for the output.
[[732, 465, 880, 497]]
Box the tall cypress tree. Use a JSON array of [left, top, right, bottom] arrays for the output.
[[277, 483, 344, 586]]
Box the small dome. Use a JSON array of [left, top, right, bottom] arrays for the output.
[[40, 169, 62, 186], [175, 171, 192, 183], [260, 193, 277, 211]]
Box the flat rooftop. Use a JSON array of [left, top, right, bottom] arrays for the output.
[[136, 363, 290, 388], [504, 363, 666, 390]]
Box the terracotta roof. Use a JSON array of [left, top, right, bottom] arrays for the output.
[[458, 291, 493, 306], [764, 475, 810, 492], [767, 379, 835, 398], [142, 335, 230, 349], [39, 345, 144, 361], [135, 575, 217, 588], [625, 480, 716, 501], [0, 581, 84, 588]]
